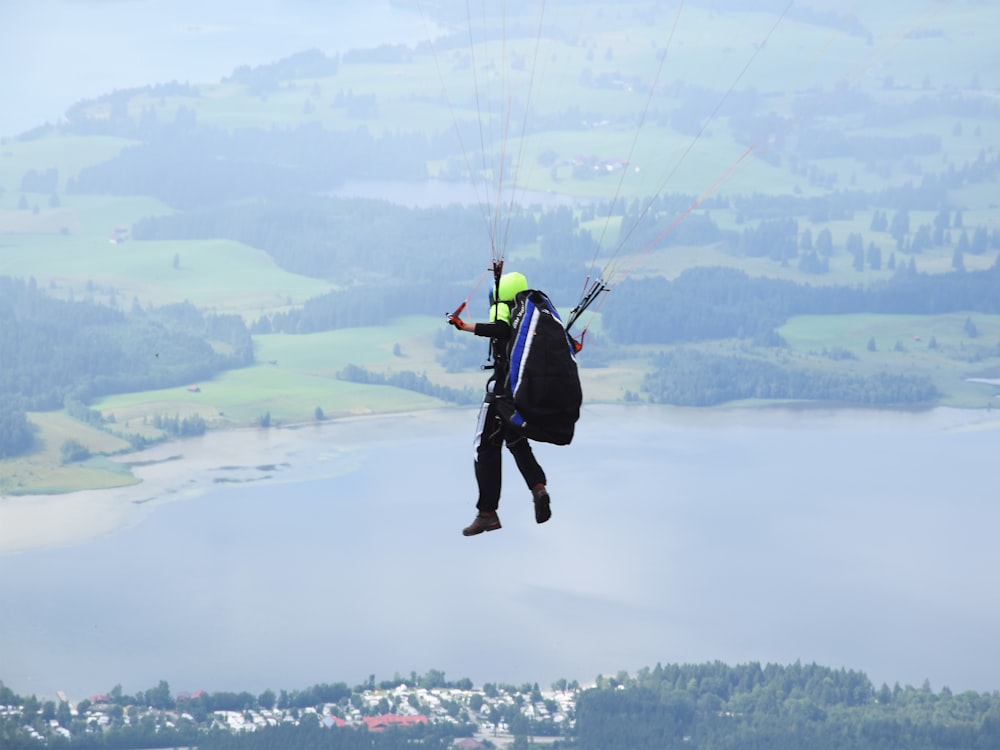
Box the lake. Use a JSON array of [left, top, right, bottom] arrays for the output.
[[0, 0, 443, 138], [2, 405, 999, 702]]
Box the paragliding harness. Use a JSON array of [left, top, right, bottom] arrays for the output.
[[493, 289, 583, 446]]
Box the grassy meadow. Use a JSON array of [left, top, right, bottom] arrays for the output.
[[0, 412, 137, 496], [2, 1, 999, 493], [777, 313, 1000, 408]]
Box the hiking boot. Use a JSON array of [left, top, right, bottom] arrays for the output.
[[532, 484, 551, 524], [463, 511, 501, 536]]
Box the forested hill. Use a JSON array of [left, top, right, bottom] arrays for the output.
[[574, 662, 1000, 750], [0, 277, 253, 458]]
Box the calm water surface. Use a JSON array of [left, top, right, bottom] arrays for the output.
[[2, 406, 999, 701]]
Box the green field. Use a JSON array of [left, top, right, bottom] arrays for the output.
[[94, 317, 479, 424], [778, 312, 1000, 408], [0, 196, 332, 315], [0, 412, 138, 496]]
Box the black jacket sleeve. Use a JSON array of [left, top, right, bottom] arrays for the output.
[[473, 320, 510, 340]]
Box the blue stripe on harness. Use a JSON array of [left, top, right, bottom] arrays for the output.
[[508, 295, 536, 397]]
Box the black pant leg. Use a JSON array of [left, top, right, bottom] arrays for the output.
[[473, 390, 503, 513], [506, 433, 546, 490]]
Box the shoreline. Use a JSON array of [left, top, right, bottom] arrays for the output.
[[0, 408, 468, 557], [2, 404, 998, 557]]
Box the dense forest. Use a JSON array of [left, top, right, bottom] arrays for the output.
[[640, 349, 941, 406], [601, 264, 1000, 345], [0, 277, 253, 457], [573, 662, 1000, 750]]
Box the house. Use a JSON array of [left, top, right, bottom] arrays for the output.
[[362, 714, 428, 732]]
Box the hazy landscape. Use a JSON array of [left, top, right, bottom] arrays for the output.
[[2, 1, 1000, 745]]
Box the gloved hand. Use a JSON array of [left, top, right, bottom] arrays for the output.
[[448, 314, 467, 331]]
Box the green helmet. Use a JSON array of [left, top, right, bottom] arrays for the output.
[[497, 271, 528, 302], [489, 272, 528, 324]]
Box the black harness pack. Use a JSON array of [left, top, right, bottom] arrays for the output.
[[494, 290, 582, 446]]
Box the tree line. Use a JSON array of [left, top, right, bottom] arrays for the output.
[[641, 349, 940, 407], [573, 661, 1000, 750], [336, 364, 479, 406], [132, 197, 514, 284], [224, 48, 342, 97], [601, 263, 1000, 346]]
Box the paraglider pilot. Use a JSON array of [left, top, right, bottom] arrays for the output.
[[448, 271, 551, 536]]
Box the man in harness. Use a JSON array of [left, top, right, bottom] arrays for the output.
[[448, 271, 551, 536]]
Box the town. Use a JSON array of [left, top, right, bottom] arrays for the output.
[[0, 674, 588, 748]]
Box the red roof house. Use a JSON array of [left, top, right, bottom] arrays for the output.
[[362, 714, 428, 732]]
